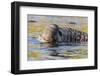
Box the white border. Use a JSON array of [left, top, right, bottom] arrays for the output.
[[20, 6, 95, 70]]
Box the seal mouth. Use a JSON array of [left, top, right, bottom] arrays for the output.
[[37, 35, 54, 43], [37, 35, 47, 42]]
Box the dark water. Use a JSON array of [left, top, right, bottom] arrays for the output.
[[28, 33, 88, 61]]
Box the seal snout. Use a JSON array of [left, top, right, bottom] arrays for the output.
[[38, 24, 59, 43]]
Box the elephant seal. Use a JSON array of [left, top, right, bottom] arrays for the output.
[[37, 24, 88, 43]]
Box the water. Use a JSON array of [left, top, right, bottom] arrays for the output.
[[28, 32, 88, 61]]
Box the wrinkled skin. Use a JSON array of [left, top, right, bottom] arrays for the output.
[[38, 24, 88, 43]]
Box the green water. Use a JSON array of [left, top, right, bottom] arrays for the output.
[[28, 32, 88, 61]]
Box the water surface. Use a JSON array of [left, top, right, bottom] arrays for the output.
[[28, 32, 88, 61]]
